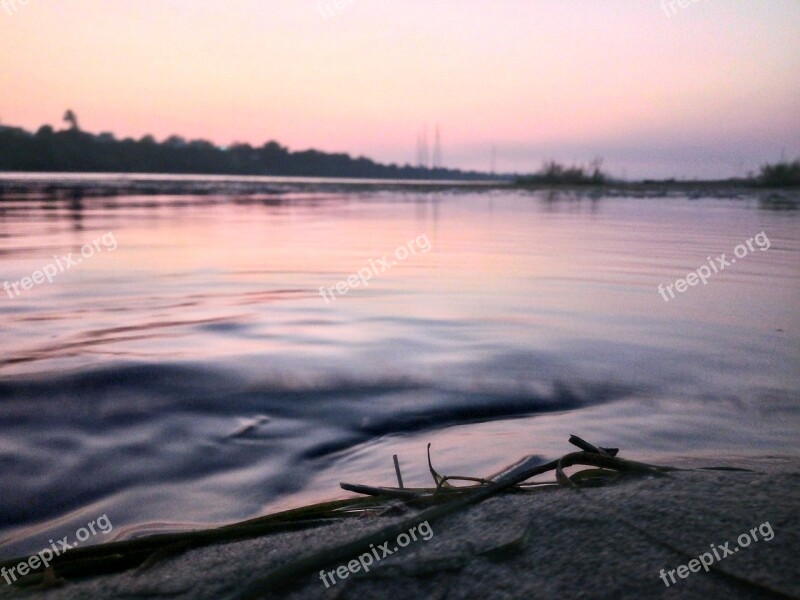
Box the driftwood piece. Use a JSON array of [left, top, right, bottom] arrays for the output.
[[393, 454, 404, 489], [568, 434, 619, 456], [0, 435, 677, 596], [235, 437, 675, 597]]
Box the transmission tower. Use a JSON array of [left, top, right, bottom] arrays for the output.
[[432, 125, 442, 169]]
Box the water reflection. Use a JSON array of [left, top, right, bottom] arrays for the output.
[[0, 188, 798, 558]]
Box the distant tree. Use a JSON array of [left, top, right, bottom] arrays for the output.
[[590, 156, 606, 183], [63, 110, 79, 131], [516, 158, 608, 186], [0, 119, 494, 180], [261, 141, 286, 154], [35, 125, 54, 138], [188, 139, 215, 150], [165, 135, 187, 148], [758, 159, 800, 187]]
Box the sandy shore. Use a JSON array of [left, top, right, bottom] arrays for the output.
[[1, 456, 797, 599]]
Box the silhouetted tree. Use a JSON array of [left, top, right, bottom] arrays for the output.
[[35, 125, 54, 138], [517, 158, 608, 186], [0, 120, 499, 180], [63, 110, 79, 131], [165, 135, 187, 148], [758, 159, 800, 187]]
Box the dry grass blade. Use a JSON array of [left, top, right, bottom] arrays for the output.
[[1, 435, 681, 595]]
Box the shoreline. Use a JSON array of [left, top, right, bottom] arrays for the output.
[[1, 454, 797, 599], [0, 172, 798, 200]]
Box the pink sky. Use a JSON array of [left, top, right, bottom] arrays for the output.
[[1, 0, 798, 178]]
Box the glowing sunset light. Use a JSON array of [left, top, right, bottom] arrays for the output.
[[1, 0, 798, 177]]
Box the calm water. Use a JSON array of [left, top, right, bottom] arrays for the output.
[[1, 185, 798, 557]]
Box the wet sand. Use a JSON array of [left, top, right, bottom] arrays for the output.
[[1, 456, 797, 600]]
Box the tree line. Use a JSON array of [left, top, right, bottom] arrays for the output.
[[0, 116, 497, 180]]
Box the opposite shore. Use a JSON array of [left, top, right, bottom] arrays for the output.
[[1, 172, 799, 201]]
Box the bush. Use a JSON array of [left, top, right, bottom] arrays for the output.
[[517, 158, 607, 185], [758, 160, 800, 187]]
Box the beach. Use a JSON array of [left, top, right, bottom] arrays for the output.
[[1, 456, 797, 599]]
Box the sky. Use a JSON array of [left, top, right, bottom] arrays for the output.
[[1, 0, 799, 179]]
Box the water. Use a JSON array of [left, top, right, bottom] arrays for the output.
[[1, 184, 798, 557]]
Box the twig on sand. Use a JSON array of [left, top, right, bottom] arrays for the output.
[[393, 454, 404, 489], [568, 433, 619, 456], [9, 435, 779, 599], [232, 438, 674, 598]]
